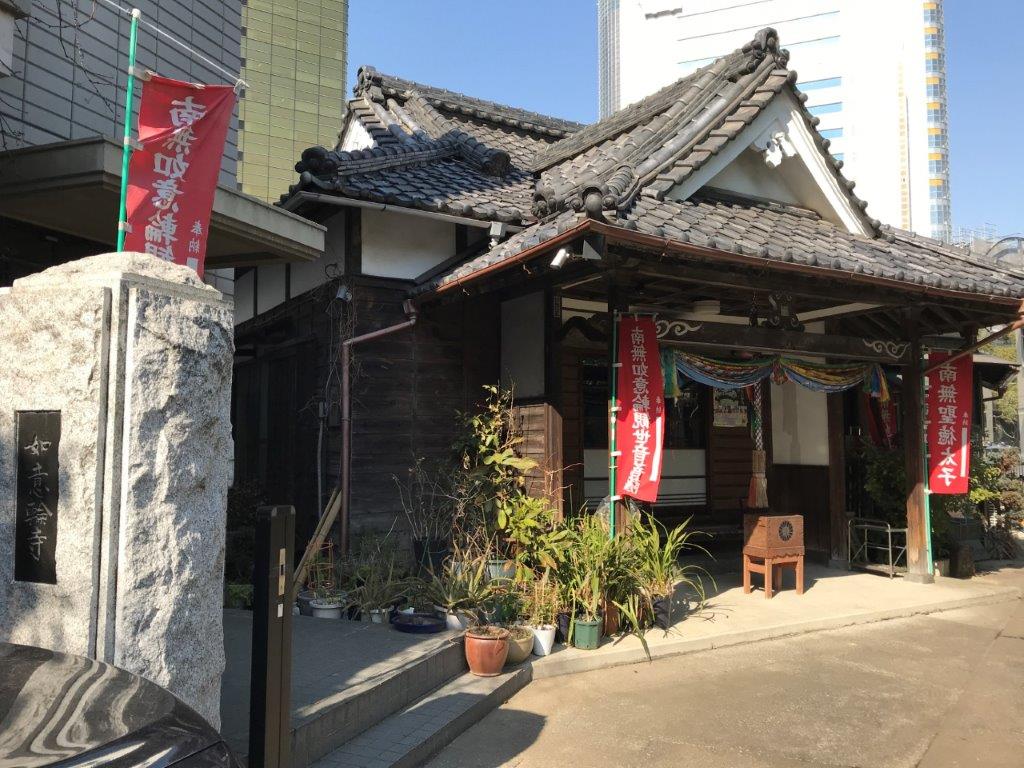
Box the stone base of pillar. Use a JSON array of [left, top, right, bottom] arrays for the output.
[[903, 571, 935, 584]]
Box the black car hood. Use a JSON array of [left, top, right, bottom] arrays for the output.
[[0, 643, 222, 768]]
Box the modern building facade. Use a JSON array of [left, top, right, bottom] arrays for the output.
[[237, 0, 348, 203], [597, 0, 953, 242], [0, 0, 322, 290]]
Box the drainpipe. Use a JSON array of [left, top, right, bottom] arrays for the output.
[[340, 299, 418, 553]]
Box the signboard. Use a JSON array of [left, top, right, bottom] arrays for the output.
[[615, 317, 665, 502], [713, 388, 748, 428], [927, 352, 973, 495], [15, 411, 61, 584], [123, 75, 237, 277]]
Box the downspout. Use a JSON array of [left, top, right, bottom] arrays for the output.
[[340, 299, 418, 553]]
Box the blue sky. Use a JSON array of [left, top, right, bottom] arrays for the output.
[[349, 1, 1021, 237]]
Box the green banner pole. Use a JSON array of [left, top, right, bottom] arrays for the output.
[[921, 359, 935, 576], [116, 8, 141, 251], [608, 310, 619, 539]]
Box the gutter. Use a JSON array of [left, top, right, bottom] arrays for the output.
[[340, 300, 418, 552], [282, 190, 524, 233]]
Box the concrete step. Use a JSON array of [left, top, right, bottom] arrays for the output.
[[311, 665, 533, 768], [288, 634, 468, 768]]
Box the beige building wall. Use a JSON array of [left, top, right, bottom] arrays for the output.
[[238, 0, 347, 203]]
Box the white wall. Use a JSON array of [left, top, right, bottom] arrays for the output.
[[234, 269, 255, 325], [770, 381, 829, 466], [500, 291, 545, 398], [291, 209, 346, 296], [361, 209, 455, 280]]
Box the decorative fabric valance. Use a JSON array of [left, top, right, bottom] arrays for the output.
[[661, 349, 890, 402]]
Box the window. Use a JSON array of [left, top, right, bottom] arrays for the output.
[[928, 160, 946, 173], [581, 359, 706, 450], [819, 127, 843, 140], [808, 102, 842, 116], [798, 76, 841, 91], [928, 133, 944, 148], [926, 58, 942, 73], [926, 83, 942, 99]]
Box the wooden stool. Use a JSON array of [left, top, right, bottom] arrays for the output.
[[743, 513, 805, 599], [743, 552, 804, 598]]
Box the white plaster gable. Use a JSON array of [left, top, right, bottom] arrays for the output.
[[339, 114, 374, 152], [666, 91, 872, 237]]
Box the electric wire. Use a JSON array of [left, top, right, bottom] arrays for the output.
[[94, 0, 247, 88]]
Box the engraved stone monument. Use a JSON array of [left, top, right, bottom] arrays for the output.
[[0, 253, 233, 727]]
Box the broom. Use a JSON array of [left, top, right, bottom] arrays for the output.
[[747, 382, 769, 509]]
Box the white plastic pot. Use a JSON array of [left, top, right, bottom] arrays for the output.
[[369, 608, 387, 624], [310, 599, 343, 619], [530, 624, 556, 656]]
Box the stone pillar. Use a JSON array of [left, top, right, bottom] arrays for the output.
[[0, 253, 234, 726]]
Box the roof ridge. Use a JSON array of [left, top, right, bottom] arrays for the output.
[[531, 27, 787, 174], [293, 141, 460, 182], [355, 66, 582, 138], [400, 93, 511, 176]]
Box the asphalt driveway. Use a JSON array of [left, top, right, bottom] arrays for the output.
[[426, 568, 1024, 768]]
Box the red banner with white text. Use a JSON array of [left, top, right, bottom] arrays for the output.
[[927, 352, 973, 495], [615, 317, 665, 503], [123, 75, 236, 277]]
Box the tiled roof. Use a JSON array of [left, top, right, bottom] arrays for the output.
[[280, 29, 1023, 303], [420, 191, 1024, 298], [284, 67, 574, 223]]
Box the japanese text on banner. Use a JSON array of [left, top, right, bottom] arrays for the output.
[[926, 352, 973, 495], [123, 76, 236, 277], [615, 317, 665, 503]]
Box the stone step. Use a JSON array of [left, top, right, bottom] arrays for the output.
[[287, 634, 468, 768], [311, 666, 532, 768]]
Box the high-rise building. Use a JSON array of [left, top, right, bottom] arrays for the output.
[[237, 0, 347, 202], [597, 0, 953, 242]]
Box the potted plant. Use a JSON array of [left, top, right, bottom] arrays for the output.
[[571, 571, 602, 650], [348, 555, 410, 624], [464, 623, 510, 676], [395, 458, 452, 575], [634, 514, 711, 629], [497, 493, 569, 582], [427, 554, 489, 630], [306, 544, 346, 619], [525, 576, 558, 656], [504, 625, 534, 665]]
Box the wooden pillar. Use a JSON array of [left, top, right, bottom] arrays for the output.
[[902, 329, 934, 583], [827, 391, 848, 566], [545, 288, 564, 520]]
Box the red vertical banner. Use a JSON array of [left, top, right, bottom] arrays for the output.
[[123, 75, 237, 277], [926, 352, 973, 495], [615, 317, 665, 502]]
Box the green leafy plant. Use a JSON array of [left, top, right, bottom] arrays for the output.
[[497, 493, 569, 579], [861, 443, 908, 527]]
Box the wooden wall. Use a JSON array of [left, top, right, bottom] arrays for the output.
[[512, 403, 564, 519], [768, 464, 831, 558], [233, 278, 500, 552]]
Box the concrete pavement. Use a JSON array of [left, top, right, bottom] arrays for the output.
[[426, 565, 1024, 768]]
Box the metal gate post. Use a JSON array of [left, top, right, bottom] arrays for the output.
[[248, 505, 294, 768]]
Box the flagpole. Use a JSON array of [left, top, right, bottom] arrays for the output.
[[116, 7, 141, 251]]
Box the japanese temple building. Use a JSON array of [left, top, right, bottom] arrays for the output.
[[234, 28, 1024, 583]]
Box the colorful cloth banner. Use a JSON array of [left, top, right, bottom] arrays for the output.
[[124, 75, 236, 277], [616, 317, 665, 502], [927, 352, 973, 495], [669, 351, 890, 402]]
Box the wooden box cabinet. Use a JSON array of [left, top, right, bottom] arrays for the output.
[[743, 513, 805, 558], [743, 513, 805, 599]]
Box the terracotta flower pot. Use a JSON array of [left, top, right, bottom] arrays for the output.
[[464, 626, 510, 676]]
